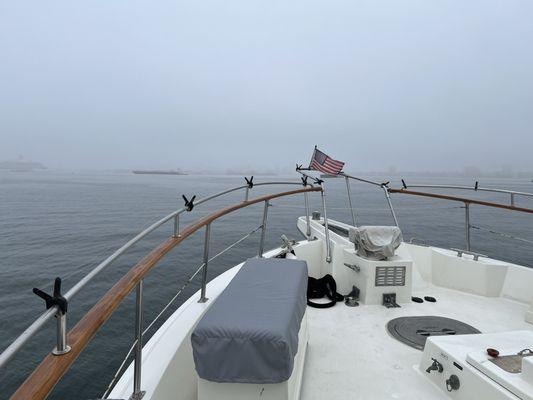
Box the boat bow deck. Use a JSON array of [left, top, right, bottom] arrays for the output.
[[301, 285, 532, 400]]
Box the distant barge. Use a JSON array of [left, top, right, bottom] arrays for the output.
[[132, 170, 187, 175]]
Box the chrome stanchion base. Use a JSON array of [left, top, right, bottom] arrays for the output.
[[52, 345, 71, 356], [129, 390, 145, 400]]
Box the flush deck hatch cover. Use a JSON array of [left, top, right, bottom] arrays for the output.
[[387, 316, 481, 350]]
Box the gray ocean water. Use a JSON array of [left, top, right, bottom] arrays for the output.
[[1, 171, 532, 399]]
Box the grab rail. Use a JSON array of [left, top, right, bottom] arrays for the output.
[[302, 171, 400, 227], [0, 180, 312, 370], [399, 182, 533, 206], [326, 172, 399, 226], [388, 188, 533, 251], [387, 189, 533, 213], [101, 224, 263, 398], [8, 185, 321, 400]]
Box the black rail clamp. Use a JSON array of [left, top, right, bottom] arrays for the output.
[[381, 181, 390, 188], [245, 176, 254, 189], [313, 177, 324, 185], [301, 176, 308, 187], [182, 195, 196, 211], [33, 277, 68, 315], [401, 179, 407, 189], [295, 164, 303, 171], [474, 181, 479, 191]]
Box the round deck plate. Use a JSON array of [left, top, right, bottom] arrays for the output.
[[387, 316, 481, 350]]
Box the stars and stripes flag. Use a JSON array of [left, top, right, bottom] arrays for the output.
[[309, 146, 345, 174]]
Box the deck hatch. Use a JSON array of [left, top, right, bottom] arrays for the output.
[[387, 316, 481, 350], [375, 266, 406, 286]]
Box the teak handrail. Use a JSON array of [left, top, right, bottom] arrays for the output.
[[11, 186, 321, 400], [388, 188, 533, 214]]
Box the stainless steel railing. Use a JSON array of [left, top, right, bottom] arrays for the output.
[[388, 186, 533, 254], [298, 169, 400, 226], [300, 170, 532, 259], [295, 169, 401, 263], [0, 180, 316, 373], [132, 280, 145, 400], [399, 182, 533, 207], [393, 182, 533, 251], [101, 224, 264, 398], [317, 172, 400, 227]]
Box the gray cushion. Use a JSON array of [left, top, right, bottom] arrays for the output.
[[191, 258, 308, 383]]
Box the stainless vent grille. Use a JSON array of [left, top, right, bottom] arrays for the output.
[[375, 266, 406, 286]]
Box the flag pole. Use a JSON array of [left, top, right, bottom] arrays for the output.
[[309, 145, 317, 169]]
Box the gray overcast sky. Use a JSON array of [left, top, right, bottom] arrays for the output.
[[1, 0, 532, 171]]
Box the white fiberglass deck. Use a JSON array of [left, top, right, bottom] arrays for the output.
[[301, 285, 532, 400], [110, 221, 533, 400]]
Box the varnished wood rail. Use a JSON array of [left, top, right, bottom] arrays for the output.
[[388, 188, 533, 214], [11, 186, 321, 400]]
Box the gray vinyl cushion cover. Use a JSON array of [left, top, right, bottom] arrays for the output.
[[191, 258, 308, 384]]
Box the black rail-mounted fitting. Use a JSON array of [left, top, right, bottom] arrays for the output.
[[295, 164, 303, 171], [381, 181, 390, 188], [245, 176, 254, 189], [182, 195, 196, 211], [401, 179, 407, 189], [474, 181, 479, 191], [301, 176, 308, 187], [313, 177, 324, 185], [33, 277, 68, 315]]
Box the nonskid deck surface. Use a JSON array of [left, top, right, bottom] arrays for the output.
[[301, 285, 532, 400]]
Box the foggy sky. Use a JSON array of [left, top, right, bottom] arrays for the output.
[[1, 0, 532, 171]]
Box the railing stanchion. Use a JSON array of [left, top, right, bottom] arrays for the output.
[[465, 203, 471, 251], [391, 183, 533, 201], [2, 185, 323, 399], [53, 313, 70, 356], [131, 280, 145, 400], [199, 224, 211, 303], [173, 215, 180, 238], [383, 186, 399, 227], [32, 277, 71, 357], [320, 185, 332, 263], [511, 193, 515, 207], [258, 200, 269, 257], [344, 175, 356, 226], [304, 192, 311, 239]]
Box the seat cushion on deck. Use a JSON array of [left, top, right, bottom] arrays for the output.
[[191, 258, 308, 384]]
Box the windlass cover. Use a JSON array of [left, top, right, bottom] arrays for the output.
[[349, 226, 403, 260]]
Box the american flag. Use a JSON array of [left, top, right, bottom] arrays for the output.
[[309, 147, 345, 174]]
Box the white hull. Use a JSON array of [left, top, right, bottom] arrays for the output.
[[110, 218, 533, 400]]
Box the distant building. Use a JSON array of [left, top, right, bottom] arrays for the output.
[[0, 160, 47, 172], [461, 166, 481, 177]]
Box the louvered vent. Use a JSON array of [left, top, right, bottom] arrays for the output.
[[375, 266, 406, 287]]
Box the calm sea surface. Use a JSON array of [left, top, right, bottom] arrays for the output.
[[1, 171, 532, 399]]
